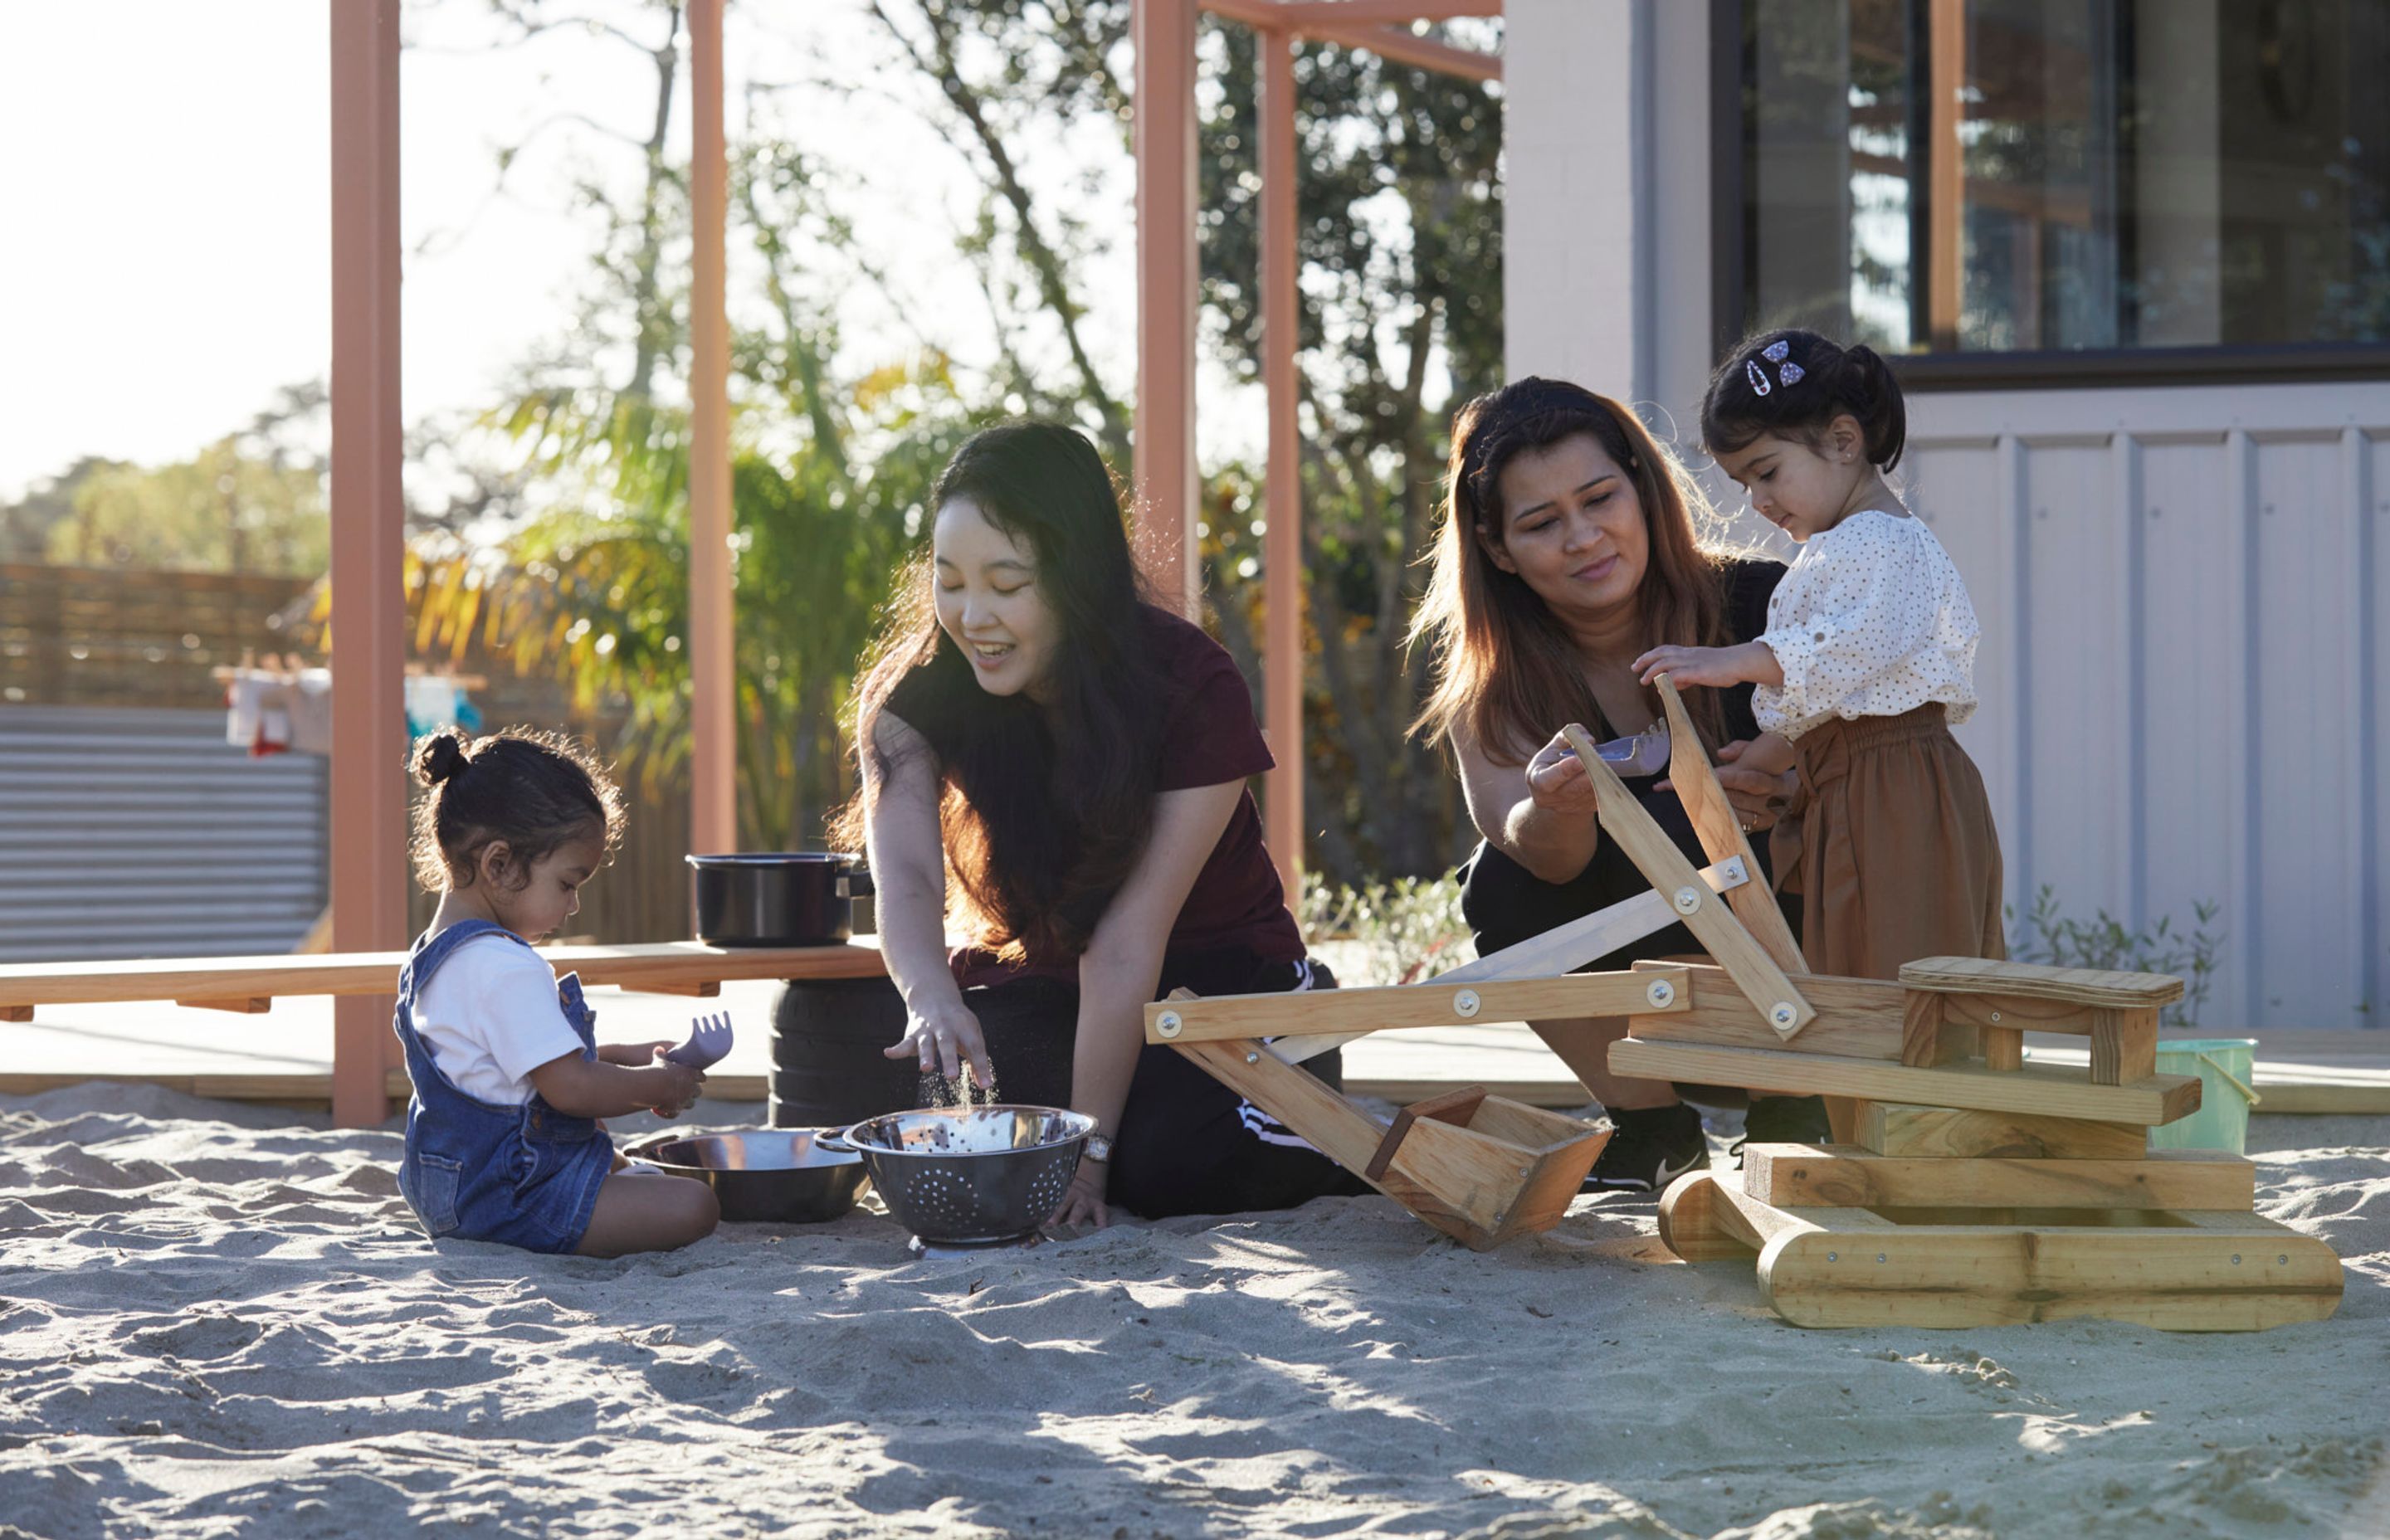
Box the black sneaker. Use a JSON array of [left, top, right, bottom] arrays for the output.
[[1730, 1094, 1834, 1167], [1584, 1103, 1710, 1192]]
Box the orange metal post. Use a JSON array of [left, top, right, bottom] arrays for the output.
[[688, 0, 737, 856], [328, 0, 408, 1128], [1135, 0, 1201, 611], [1927, 0, 1965, 351], [1260, 27, 1305, 904]]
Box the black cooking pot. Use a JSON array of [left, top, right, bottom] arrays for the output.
[[687, 852, 873, 947]]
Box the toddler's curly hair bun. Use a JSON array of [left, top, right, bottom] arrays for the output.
[[415, 733, 471, 787]]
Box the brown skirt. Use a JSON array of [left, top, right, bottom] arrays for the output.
[[1768, 704, 2006, 981]]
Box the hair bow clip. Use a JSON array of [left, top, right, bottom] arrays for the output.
[[1749, 339, 1803, 392]]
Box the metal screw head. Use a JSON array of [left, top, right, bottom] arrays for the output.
[[1155, 1011, 1183, 1039], [2231, 1254, 2242, 1265], [1671, 886, 1702, 915], [1990, 1011, 2003, 1024], [2278, 1255, 2289, 1265], [1876, 1253, 1887, 1263], [1645, 977, 1677, 1009], [1769, 1001, 1798, 1029], [1244, 1050, 1261, 1065], [1826, 1251, 1838, 1262], [1454, 988, 1482, 1019]]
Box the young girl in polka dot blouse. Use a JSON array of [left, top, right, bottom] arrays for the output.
[[1632, 328, 2005, 979]]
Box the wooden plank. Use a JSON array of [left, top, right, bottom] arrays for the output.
[[1562, 724, 1815, 1039], [1269, 856, 1750, 1064], [0, 939, 889, 1009], [1146, 967, 1689, 1047], [1942, 992, 2094, 1034], [2091, 1006, 2158, 1085], [1363, 1086, 1488, 1181], [177, 997, 274, 1015], [1393, 1106, 1602, 1245], [1900, 956, 2183, 1009], [1856, 1101, 2149, 1159], [1742, 1143, 2256, 1211], [1609, 1037, 2202, 1125], [1983, 1026, 2025, 1071], [1623, 962, 1904, 1058], [639, 981, 724, 999], [1, 1006, 31, 1023], [1900, 989, 1977, 1066], [1758, 1219, 2344, 1331], [1651, 675, 1807, 973]]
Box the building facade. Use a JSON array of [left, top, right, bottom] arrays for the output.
[[1506, 0, 2389, 1029]]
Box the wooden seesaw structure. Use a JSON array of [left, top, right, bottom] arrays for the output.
[[1144, 680, 2344, 1330]]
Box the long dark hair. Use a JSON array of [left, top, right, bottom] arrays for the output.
[[1700, 329, 1908, 470], [831, 422, 1165, 964], [1410, 378, 1736, 763], [409, 729, 623, 891]]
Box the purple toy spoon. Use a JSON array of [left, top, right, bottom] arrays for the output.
[[664, 1011, 734, 1070]]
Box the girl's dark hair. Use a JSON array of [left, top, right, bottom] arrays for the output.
[[1410, 378, 1738, 761], [409, 729, 624, 891], [829, 422, 1166, 964], [1700, 329, 1907, 472]]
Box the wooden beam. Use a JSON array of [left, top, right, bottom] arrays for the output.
[[1625, 962, 1904, 1059], [688, 0, 736, 857], [1259, 24, 1304, 907], [328, 0, 408, 1129], [1652, 676, 1806, 972], [177, 997, 274, 1015], [1135, 0, 1201, 609], [1300, 22, 1500, 81], [1562, 724, 1815, 1038], [1900, 989, 1976, 1067], [1743, 1143, 2256, 1211], [1925, 0, 1964, 351], [1608, 1037, 2202, 1125], [1856, 1101, 2149, 1160], [0, 940, 887, 1010], [1149, 967, 1690, 1045]]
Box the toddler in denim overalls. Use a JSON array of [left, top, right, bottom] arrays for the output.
[[396, 728, 717, 1257]]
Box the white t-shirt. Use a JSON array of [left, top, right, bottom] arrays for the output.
[[1754, 508, 1981, 740], [412, 933, 587, 1106]]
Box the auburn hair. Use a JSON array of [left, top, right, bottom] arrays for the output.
[[1410, 378, 1739, 764], [828, 422, 1167, 965]]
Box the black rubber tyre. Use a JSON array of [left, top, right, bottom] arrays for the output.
[[768, 978, 916, 1129]]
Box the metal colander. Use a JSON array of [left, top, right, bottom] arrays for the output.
[[818, 1105, 1094, 1246]]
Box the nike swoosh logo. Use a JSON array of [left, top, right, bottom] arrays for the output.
[[1652, 1148, 1705, 1186]]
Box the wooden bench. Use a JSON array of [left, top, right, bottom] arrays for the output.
[[0, 940, 890, 1123], [1897, 957, 2182, 1084]]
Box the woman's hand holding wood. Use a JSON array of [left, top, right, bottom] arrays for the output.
[[1524, 726, 1601, 817], [1711, 738, 1797, 833]]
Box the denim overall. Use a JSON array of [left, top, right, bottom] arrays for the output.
[[393, 919, 614, 1253]]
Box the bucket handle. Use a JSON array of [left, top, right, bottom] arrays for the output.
[[2195, 1051, 2262, 1108], [814, 1125, 861, 1154]]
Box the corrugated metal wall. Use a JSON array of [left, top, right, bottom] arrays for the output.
[[0, 705, 326, 962], [1906, 383, 2388, 1030]]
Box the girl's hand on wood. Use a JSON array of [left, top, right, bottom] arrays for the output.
[[1524, 727, 1600, 816], [884, 1000, 993, 1086], [1633, 645, 1734, 688]]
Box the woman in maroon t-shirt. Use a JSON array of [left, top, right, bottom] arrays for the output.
[[832, 422, 1364, 1229]]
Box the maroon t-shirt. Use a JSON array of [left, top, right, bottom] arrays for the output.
[[952, 607, 1305, 988]]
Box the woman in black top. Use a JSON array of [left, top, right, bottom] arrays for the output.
[[1411, 378, 1826, 1190]]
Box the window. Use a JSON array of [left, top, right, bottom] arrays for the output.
[[1730, 0, 2390, 378]]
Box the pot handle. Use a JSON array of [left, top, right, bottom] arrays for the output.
[[845, 863, 874, 899], [814, 1125, 862, 1154]]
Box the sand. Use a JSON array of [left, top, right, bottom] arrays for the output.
[[0, 1083, 2383, 1539]]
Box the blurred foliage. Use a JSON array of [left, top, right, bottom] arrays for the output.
[[1297, 870, 1471, 988], [2007, 885, 2225, 1031]]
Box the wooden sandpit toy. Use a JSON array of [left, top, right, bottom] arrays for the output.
[[1144, 680, 2344, 1328]]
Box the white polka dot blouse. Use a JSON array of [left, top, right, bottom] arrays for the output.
[[1754, 508, 1981, 740]]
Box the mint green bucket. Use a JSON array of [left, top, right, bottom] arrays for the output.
[[2147, 1037, 2261, 1153]]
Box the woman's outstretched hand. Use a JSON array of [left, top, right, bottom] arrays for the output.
[[1524, 725, 1601, 816], [884, 998, 993, 1085], [1051, 1155, 1110, 1231]]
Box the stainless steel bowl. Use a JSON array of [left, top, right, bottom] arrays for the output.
[[623, 1128, 867, 1224], [819, 1105, 1094, 1245]]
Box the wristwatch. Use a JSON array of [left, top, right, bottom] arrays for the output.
[[1083, 1133, 1115, 1164]]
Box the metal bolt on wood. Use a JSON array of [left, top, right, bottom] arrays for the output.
[[1454, 988, 1481, 1019], [1645, 978, 1676, 1009], [1671, 886, 1701, 915], [1156, 1011, 1182, 1038], [1244, 1050, 1260, 1065], [1769, 1002, 1798, 1029]]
